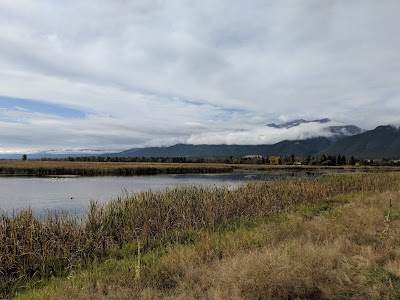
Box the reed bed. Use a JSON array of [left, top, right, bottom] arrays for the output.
[[2, 160, 400, 177], [0, 161, 233, 176], [1, 172, 400, 297]]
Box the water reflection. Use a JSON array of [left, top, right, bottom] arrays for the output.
[[0, 172, 270, 215]]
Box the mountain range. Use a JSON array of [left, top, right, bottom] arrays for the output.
[[1, 119, 399, 160], [110, 138, 333, 158], [107, 120, 399, 159], [316, 125, 400, 159]]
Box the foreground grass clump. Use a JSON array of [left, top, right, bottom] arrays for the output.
[[2, 172, 400, 298]]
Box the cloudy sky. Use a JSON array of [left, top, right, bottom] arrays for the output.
[[0, 1, 399, 154]]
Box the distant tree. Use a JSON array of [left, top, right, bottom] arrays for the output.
[[327, 155, 336, 166], [22, 154, 27, 161], [349, 156, 356, 166], [337, 155, 342, 166]]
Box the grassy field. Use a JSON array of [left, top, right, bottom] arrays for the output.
[[1, 172, 400, 299]]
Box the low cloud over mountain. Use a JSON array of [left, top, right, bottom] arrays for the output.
[[184, 119, 363, 146]]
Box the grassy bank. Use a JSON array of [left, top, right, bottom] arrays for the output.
[[0, 161, 233, 176], [2, 173, 400, 298]]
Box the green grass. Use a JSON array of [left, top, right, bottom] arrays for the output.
[[388, 204, 400, 221]]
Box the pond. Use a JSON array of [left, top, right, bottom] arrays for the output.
[[0, 172, 271, 215]]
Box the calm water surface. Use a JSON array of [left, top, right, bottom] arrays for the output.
[[0, 172, 269, 215]]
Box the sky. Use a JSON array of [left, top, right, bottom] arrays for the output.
[[0, 0, 399, 154]]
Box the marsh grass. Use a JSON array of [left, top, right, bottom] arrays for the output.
[[2, 160, 400, 177], [143, 191, 400, 300], [14, 190, 400, 300], [0, 161, 233, 176], [2, 172, 400, 298]]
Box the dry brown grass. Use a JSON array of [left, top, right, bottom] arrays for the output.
[[8, 173, 400, 299], [0, 160, 233, 176], [2, 160, 400, 177], [147, 191, 400, 300], [16, 189, 400, 300]]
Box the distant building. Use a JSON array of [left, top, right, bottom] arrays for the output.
[[269, 156, 281, 165], [243, 155, 263, 159]]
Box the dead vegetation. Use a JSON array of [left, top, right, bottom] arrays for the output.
[[7, 173, 400, 299]]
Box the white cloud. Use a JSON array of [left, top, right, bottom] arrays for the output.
[[186, 120, 340, 145], [0, 1, 399, 153]]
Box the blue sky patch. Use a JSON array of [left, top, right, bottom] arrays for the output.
[[0, 115, 29, 124], [0, 96, 86, 119]]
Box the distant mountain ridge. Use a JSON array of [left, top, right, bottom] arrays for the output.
[[266, 118, 331, 128], [3, 121, 399, 160], [108, 137, 333, 158], [317, 125, 400, 159], [109, 124, 399, 159], [106, 118, 364, 158]]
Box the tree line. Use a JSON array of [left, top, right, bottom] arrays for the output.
[[36, 154, 400, 166]]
